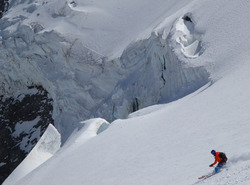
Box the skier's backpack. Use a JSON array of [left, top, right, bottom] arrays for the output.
[[219, 152, 228, 163]]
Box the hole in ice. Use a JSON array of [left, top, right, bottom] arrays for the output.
[[175, 14, 204, 58], [182, 15, 192, 23], [69, 1, 77, 7]]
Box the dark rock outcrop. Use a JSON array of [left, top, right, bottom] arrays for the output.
[[0, 0, 9, 18], [0, 85, 54, 184]]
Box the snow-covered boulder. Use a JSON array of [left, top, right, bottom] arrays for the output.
[[64, 118, 110, 149]]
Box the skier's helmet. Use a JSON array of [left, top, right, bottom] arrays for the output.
[[211, 150, 216, 155]]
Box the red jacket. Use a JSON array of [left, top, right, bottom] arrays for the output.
[[212, 152, 225, 166]]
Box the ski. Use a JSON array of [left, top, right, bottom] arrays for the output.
[[198, 172, 214, 180], [198, 175, 207, 179]]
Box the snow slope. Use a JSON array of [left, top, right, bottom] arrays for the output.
[[14, 60, 250, 185], [3, 0, 250, 184]]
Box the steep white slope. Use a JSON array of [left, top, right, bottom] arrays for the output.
[[16, 59, 250, 185]]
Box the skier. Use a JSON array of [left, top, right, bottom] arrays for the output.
[[209, 150, 227, 173]]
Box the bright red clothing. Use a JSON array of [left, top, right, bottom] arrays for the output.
[[212, 152, 223, 166]]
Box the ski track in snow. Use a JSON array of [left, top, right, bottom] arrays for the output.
[[195, 162, 250, 185]]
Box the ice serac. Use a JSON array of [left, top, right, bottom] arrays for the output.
[[3, 124, 61, 185], [94, 14, 210, 121]]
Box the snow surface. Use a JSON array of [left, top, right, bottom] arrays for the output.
[[3, 0, 250, 185], [14, 64, 250, 185]]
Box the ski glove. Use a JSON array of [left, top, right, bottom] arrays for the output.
[[209, 164, 213, 167]]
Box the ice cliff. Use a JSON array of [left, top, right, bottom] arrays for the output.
[[94, 14, 209, 120]]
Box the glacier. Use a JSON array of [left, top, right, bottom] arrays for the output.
[[3, 0, 250, 184]]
